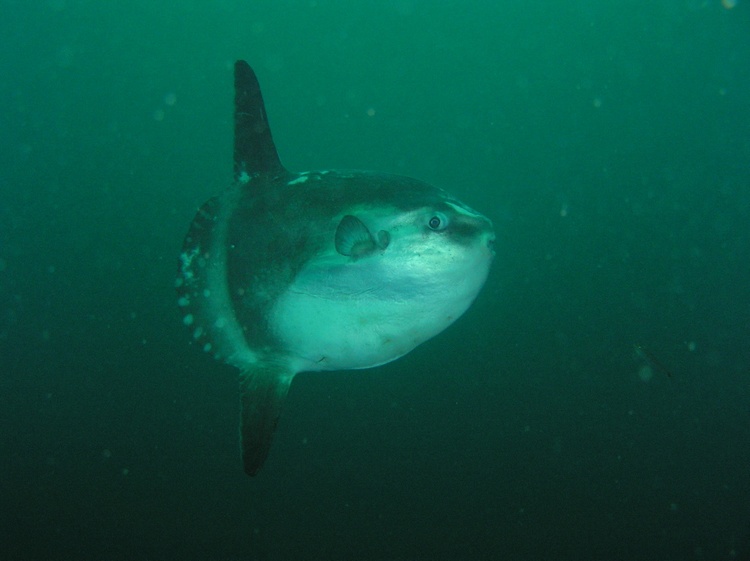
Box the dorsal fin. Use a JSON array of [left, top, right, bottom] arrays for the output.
[[233, 60, 285, 181]]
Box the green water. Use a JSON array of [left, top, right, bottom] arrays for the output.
[[1, 1, 749, 559]]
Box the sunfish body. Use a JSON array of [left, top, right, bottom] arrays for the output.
[[177, 61, 495, 475]]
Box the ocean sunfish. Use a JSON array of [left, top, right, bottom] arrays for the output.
[[176, 60, 495, 476]]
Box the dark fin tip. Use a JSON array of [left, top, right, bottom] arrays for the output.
[[239, 366, 293, 476], [233, 60, 285, 181]]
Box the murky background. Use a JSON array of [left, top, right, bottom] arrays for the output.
[[2, 1, 749, 559]]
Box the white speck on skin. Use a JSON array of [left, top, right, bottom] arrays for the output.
[[193, 327, 203, 339], [239, 171, 250, 184], [215, 317, 226, 329], [179, 248, 200, 280], [203, 343, 212, 353], [183, 314, 194, 326], [288, 175, 309, 185], [178, 297, 190, 307]]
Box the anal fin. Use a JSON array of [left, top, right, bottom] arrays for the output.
[[239, 365, 294, 476]]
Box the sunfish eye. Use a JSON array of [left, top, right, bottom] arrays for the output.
[[428, 212, 449, 231]]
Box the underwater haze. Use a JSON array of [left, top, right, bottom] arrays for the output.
[[1, 1, 749, 560]]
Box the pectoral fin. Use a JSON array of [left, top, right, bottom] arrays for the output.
[[239, 365, 294, 476], [335, 214, 377, 257]]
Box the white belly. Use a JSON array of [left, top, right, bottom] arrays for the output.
[[269, 250, 489, 373]]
